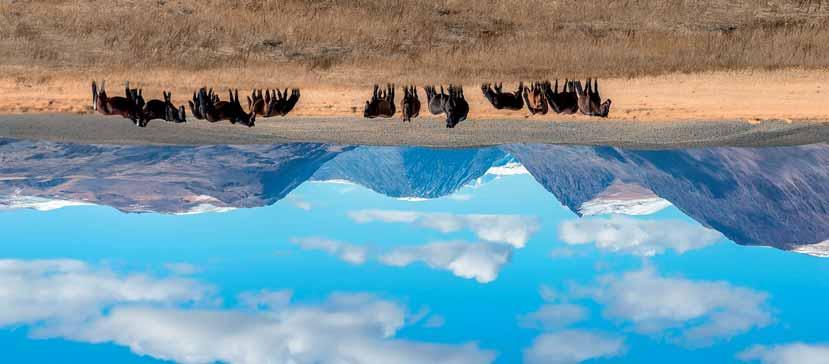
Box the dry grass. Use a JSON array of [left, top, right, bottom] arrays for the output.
[[2, 0, 829, 85]]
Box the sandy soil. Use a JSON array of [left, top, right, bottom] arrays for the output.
[[1, 69, 828, 148], [2, 69, 829, 123], [1, 113, 826, 148]]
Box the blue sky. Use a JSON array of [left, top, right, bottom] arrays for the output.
[[1, 169, 828, 364]]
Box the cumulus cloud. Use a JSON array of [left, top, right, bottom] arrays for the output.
[[289, 237, 368, 265], [558, 215, 722, 256], [0, 259, 211, 327], [518, 304, 588, 330], [56, 294, 494, 364], [577, 268, 772, 347], [380, 241, 512, 283], [0, 259, 495, 364], [290, 235, 513, 283], [523, 330, 626, 364], [348, 210, 540, 248], [738, 343, 829, 364]]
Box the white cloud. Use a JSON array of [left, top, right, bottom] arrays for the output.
[[164, 262, 200, 275], [424, 315, 446, 328], [558, 215, 722, 256], [523, 330, 626, 364], [447, 194, 473, 201], [0, 259, 495, 364], [518, 304, 588, 330], [579, 268, 772, 347], [348, 210, 539, 248], [237, 289, 293, 309], [56, 294, 493, 364], [0, 259, 211, 327], [738, 343, 829, 364], [538, 285, 558, 302], [289, 199, 312, 211], [380, 241, 512, 283], [290, 237, 368, 265]]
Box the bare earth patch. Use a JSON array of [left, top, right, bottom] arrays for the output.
[[1, 68, 829, 123]]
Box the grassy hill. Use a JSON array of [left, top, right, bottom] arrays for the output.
[[2, 0, 829, 84]]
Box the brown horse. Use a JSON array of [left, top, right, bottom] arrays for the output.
[[140, 91, 186, 126], [575, 78, 612, 117], [543, 79, 579, 114], [401, 85, 420, 122], [443, 85, 469, 128], [424, 85, 450, 115], [247, 89, 267, 117], [266, 88, 301, 117], [523, 82, 548, 115], [197, 89, 255, 127], [91, 80, 142, 125], [481, 82, 524, 110], [363, 84, 396, 118], [189, 87, 220, 120]]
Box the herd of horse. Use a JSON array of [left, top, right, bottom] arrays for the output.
[[91, 80, 299, 127], [366, 79, 611, 127], [481, 79, 611, 117], [363, 84, 470, 128], [91, 78, 610, 129]]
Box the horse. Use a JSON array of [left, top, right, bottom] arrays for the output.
[[189, 87, 219, 120], [522, 82, 548, 115], [575, 78, 612, 117], [443, 85, 469, 128], [140, 91, 186, 126], [481, 82, 524, 110], [363, 84, 396, 118], [543, 79, 579, 114], [91, 80, 143, 125], [424, 85, 450, 115], [401, 85, 420, 122], [197, 88, 256, 127]]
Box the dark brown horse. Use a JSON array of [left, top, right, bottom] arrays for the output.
[[140, 91, 186, 126], [481, 82, 524, 110], [424, 85, 450, 115], [189, 87, 220, 120], [443, 85, 469, 128], [247, 89, 267, 117], [575, 78, 612, 117], [197, 89, 255, 127], [266, 88, 301, 117], [401, 85, 420, 122], [91, 80, 142, 125], [522, 82, 548, 115], [363, 84, 396, 118], [128, 86, 145, 110], [542, 79, 579, 114], [246, 88, 300, 117]]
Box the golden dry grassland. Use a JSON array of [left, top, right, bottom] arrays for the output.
[[1, 0, 829, 120]]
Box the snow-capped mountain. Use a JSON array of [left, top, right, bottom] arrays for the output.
[[0, 194, 91, 211], [789, 240, 829, 258], [578, 182, 671, 216]]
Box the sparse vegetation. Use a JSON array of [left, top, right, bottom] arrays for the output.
[[1, 0, 829, 85]]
